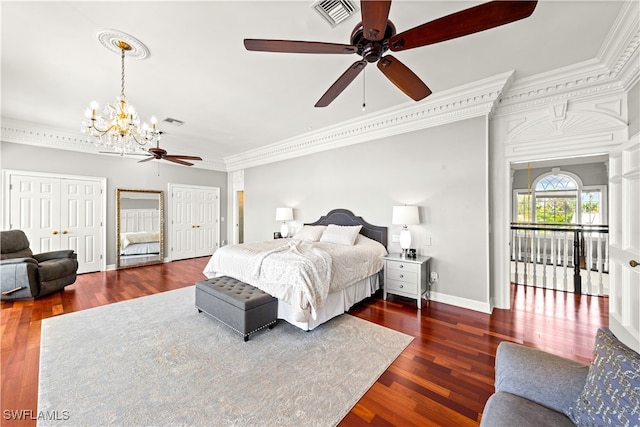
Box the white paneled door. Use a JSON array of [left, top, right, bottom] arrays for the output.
[[169, 184, 219, 261], [8, 173, 105, 274], [608, 137, 640, 352]]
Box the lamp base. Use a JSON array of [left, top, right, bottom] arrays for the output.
[[399, 227, 411, 258], [280, 222, 289, 238]]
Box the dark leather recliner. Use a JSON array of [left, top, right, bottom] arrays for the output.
[[1, 230, 78, 300]]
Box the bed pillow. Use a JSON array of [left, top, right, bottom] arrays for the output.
[[320, 224, 362, 245], [566, 327, 640, 426], [292, 225, 326, 242]]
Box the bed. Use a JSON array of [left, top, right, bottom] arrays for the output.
[[203, 209, 388, 330], [120, 231, 161, 256]]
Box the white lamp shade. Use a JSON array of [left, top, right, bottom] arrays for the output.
[[275, 207, 293, 221], [392, 206, 419, 225]]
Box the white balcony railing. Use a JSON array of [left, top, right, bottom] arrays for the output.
[[510, 223, 609, 296]]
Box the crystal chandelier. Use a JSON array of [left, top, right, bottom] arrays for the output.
[[82, 32, 160, 155]]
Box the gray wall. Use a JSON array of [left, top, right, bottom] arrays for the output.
[[1, 141, 227, 265], [244, 116, 490, 305]]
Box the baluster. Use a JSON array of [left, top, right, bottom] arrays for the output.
[[542, 232, 548, 289], [562, 232, 569, 291], [523, 229, 529, 286], [585, 232, 593, 294], [551, 230, 557, 290], [596, 233, 603, 295], [515, 230, 521, 284], [531, 230, 537, 286]]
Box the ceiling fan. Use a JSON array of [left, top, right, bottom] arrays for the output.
[[244, 0, 538, 107], [138, 142, 203, 166]]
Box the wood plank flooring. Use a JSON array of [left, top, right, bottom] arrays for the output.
[[1, 258, 607, 426]]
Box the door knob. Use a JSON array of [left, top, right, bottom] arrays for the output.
[[631, 260, 639, 268], [52, 230, 59, 235], [62, 230, 68, 234]]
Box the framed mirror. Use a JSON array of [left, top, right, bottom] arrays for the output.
[[116, 188, 164, 269]]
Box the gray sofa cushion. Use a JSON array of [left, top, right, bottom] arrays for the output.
[[567, 328, 640, 426], [495, 342, 589, 414], [481, 392, 576, 427]]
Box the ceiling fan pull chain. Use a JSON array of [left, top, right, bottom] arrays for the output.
[[362, 68, 366, 112]]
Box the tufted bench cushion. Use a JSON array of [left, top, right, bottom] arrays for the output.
[[195, 276, 278, 341]]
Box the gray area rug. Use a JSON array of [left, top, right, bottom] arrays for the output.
[[38, 286, 412, 426]]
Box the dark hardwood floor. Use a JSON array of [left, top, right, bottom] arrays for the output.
[[1, 257, 607, 426]]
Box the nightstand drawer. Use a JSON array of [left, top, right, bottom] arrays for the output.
[[386, 269, 417, 284], [386, 261, 418, 273], [386, 278, 417, 294]]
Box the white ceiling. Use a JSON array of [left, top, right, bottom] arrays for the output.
[[0, 1, 626, 168]]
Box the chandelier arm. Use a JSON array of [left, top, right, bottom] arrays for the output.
[[89, 121, 119, 135]]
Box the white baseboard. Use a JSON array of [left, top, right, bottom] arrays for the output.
[[429, 291, 492, 314]]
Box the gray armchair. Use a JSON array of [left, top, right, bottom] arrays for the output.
[[1, 230, 78, 300]]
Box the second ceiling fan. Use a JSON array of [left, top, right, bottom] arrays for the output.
[[244, 0, 538, 107], [138, 142, 203, 167]]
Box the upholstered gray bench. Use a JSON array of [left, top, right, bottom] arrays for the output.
[[195, 276, 278, 341]]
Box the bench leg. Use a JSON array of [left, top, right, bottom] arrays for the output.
[[244, 335, 249, 342]]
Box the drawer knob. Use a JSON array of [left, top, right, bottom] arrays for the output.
[[400, 285, 403, 288], [399, 265, 404, 269], [399, 274, 404, 278]]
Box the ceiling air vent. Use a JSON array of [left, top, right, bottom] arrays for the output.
[[311, 0, 359, 28]]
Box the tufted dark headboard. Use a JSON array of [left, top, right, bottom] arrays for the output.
[[304, 209, 388, 248]]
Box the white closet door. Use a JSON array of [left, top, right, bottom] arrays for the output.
[[195, 187, 219, 257], [171, 186, 196, 261], [608, 137, 640, 352], [170, 184, 220, 261], [60, 179, 103, 274], [10, 174, 61, 252]]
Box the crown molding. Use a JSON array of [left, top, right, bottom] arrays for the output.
[[224, 71, 514, 171], [495, 1, 639, 116], [0, 118, 227, 172]]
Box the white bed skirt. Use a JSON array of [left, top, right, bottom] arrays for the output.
[[277, 274, 380, 331]]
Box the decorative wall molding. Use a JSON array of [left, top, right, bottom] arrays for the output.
[[224, 71, 514, 171]]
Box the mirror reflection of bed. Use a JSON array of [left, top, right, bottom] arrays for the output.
[[116, 189, 164, 269]]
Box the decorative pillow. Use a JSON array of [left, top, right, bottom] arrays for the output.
[[567, 327, 640, 426], [292, 225, 326, 242], [319, 224, 362, 246]]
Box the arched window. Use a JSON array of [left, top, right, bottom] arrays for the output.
[[534, 173, 578, 224], [514, 168, 605, 225]]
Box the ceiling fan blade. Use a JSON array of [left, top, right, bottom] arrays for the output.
[[377, 55, 432, 101], [165, 155, 203, 161], [137, 156, 156, 163], [361, 0, 392, 41], [244, 39, 356, 54], [389, 0, 538, 52], [164, 158, 194, 166], [315, 60, 367, 108]]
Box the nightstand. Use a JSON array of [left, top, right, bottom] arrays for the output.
[[383, 254, 431, 309]]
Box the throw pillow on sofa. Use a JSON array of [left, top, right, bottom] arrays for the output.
[[567, 328, 640, 426]]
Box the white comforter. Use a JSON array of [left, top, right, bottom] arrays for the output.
[[202, 235, 387, 322]]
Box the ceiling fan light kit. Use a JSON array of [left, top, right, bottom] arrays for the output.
[[245, 0, 538, 107], [81, 29, 161, 155]]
